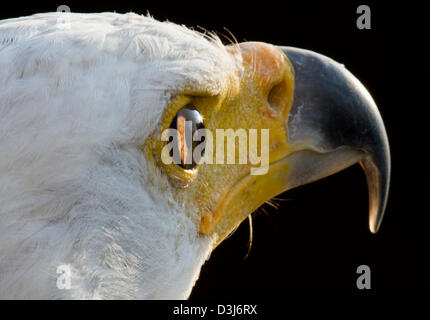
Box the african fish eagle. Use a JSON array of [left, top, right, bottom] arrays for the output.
[[0, 12, 390, 299]]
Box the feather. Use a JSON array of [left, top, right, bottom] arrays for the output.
[[0, 12, 239, 299]]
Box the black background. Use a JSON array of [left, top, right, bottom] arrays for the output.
[[1, 1, 427, 299]]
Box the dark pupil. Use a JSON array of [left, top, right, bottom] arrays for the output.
[[169, 107, 206, 169]]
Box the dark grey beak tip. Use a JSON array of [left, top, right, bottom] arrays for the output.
[[280, 46, 391, 233]]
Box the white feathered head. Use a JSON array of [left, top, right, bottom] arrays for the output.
[[0, 12, 390, 299]]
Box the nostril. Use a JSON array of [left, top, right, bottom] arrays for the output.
[[267, 79, 289, 114]]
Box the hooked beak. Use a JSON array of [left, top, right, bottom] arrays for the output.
[[179, 42, 391, 244], [280, 46, 391, 233]]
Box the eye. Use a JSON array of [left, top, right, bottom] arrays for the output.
[[169, 106, 206, 170]]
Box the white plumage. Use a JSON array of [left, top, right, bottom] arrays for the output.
[[0, 12, 239, 299]]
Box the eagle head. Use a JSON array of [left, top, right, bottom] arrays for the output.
[[0, 12, 390, 299]]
